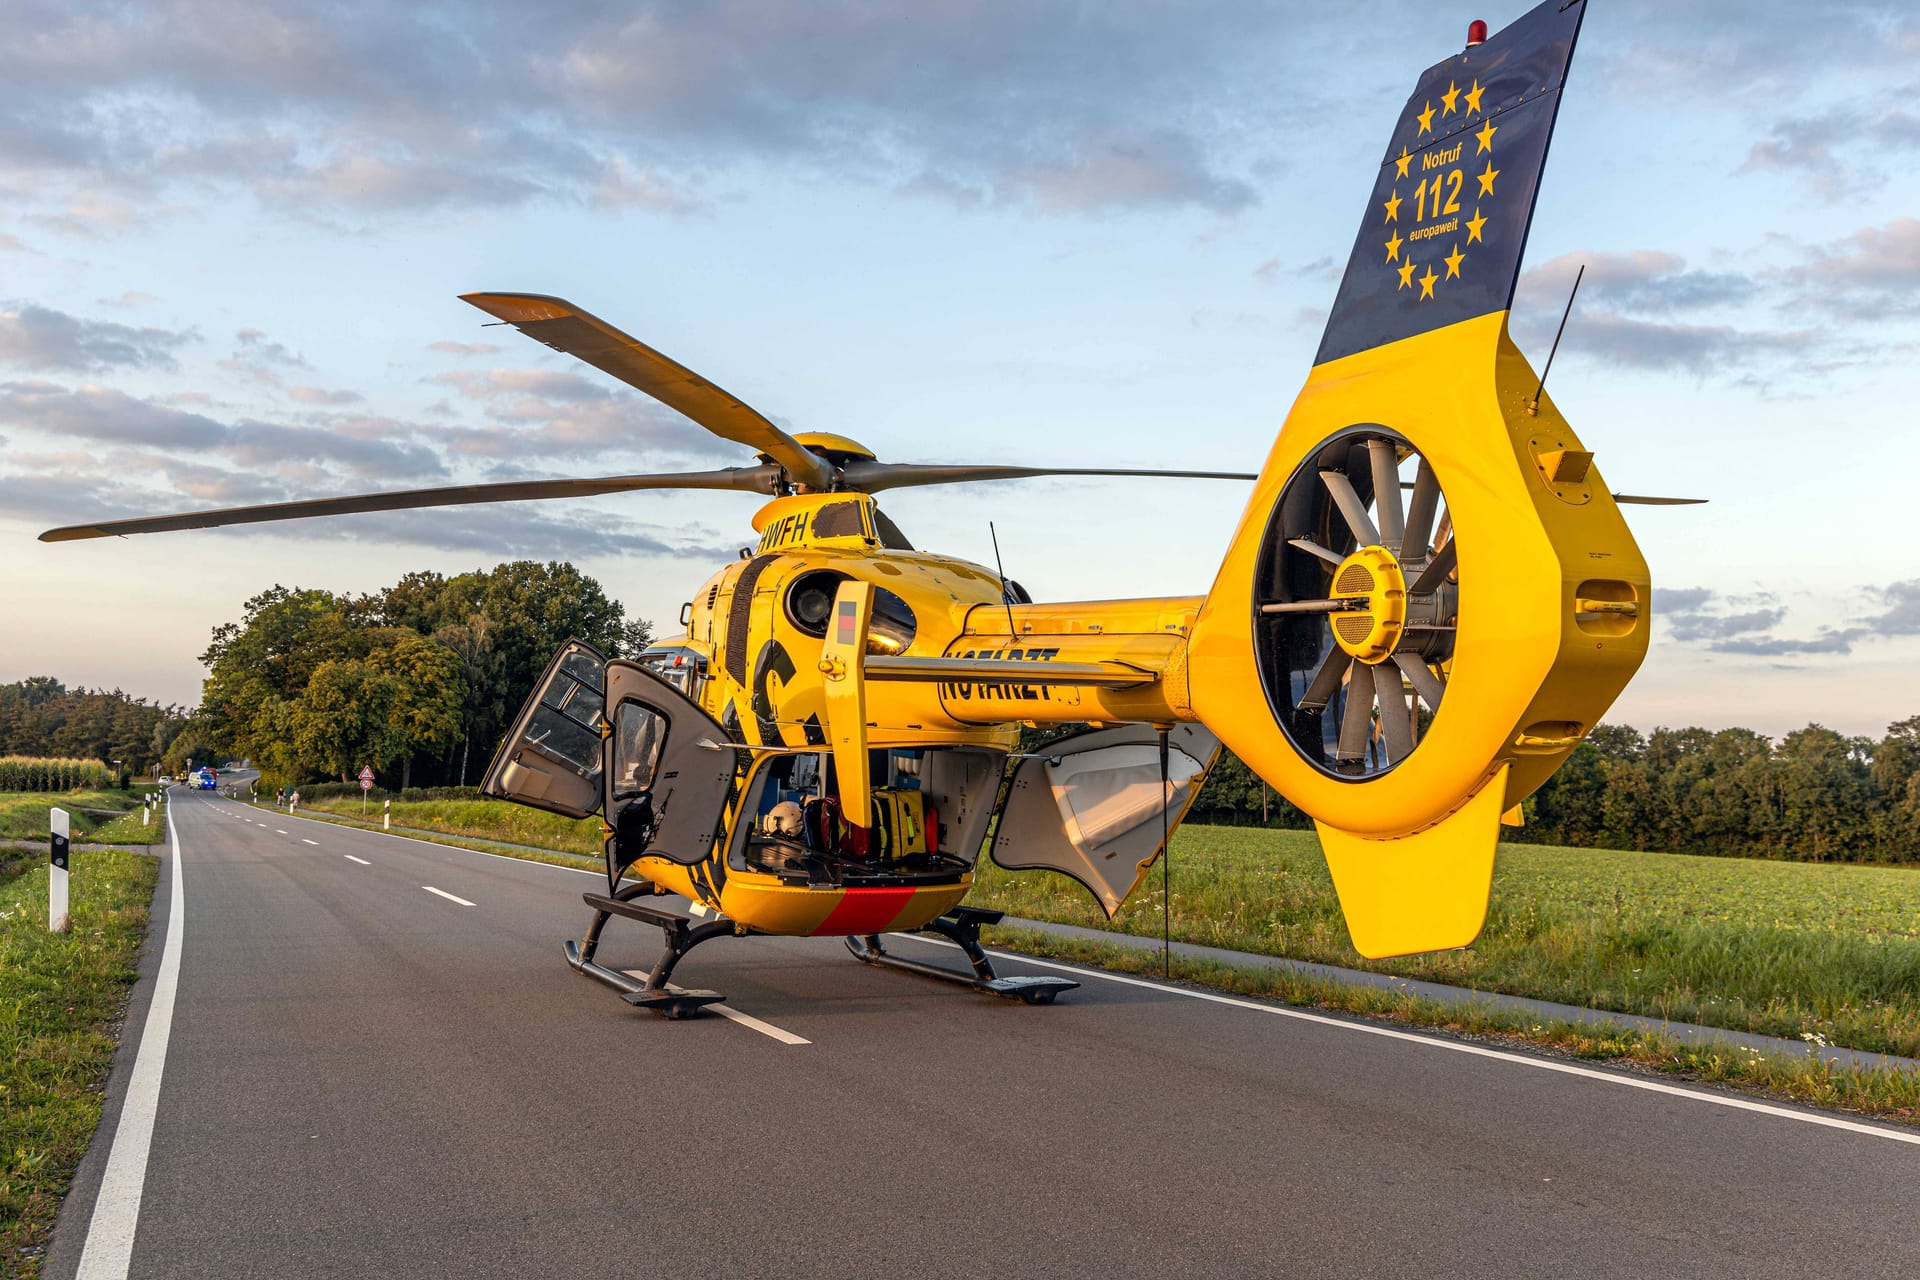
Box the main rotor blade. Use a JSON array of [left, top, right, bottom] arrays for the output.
[[37, 466, 785, 542], [836, 461, 1256, 492], [1401, 459, 1440, 561], [1407, 541, 1457, 595], [1367, 439, 1404, 549], [460, 292, 836, 491], [1613, 493, 1708, 505], [1373, 662, 1414, 762], [1320, 470, 1379, 546]]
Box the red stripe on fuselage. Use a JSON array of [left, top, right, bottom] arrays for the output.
[[814, 886, 917, 936]]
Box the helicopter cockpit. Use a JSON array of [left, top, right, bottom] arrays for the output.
[[732, 747, 996, 888]]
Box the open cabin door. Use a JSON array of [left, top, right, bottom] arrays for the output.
[[603, 660, 737, 890], [479, 639, 607, 820], [990, 723, 1220, 917]]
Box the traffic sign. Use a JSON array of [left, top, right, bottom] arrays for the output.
[[359, 765, 374, 792]]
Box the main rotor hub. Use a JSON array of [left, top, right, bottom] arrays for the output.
[[1328, 544, 1406, 664]]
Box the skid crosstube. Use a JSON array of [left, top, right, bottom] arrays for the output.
[[845, 906, 1079, 1005], [565, 881, 730, 1019]]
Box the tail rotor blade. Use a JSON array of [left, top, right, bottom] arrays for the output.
[[1299, 647, 1351, 711], [1368, 439, 1404, 549], [1287, 536, 1346, 567], [1392, 652, 1446, 711], [1401, 458, 1440, 560], [1337, 669, 1374, 760], [1408, 541, 1457, 595], [1373, 662, 1414, 761], [1321, 470, 1380, 546]]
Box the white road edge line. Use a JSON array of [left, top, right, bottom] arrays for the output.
[[73, 801, 186, 1278], [894, 937, 1920, 1149], [423, 885, 475, 907], [343, 855, 370, 866], [621, 972, 811, 1045]]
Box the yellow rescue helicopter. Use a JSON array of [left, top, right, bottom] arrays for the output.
[[43, 0, 1685, 1017]]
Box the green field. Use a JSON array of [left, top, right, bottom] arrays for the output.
[[0, 788, 167, 846], [969, 827, 1920, 1058], [0, 846, 158, 1277]]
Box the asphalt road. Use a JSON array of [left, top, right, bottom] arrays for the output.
[[43, 784, 1920, 1278]]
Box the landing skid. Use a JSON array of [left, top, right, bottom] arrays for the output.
[[845, 906, 1079, 1005], [566, 881, 733, 1019]]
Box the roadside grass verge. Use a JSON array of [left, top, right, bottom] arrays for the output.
[[263, 801, 601, 873], [981, 927, 1920, 1127], [0, 846, 159, 1278], [296, 795, 600, 857], [0, 790, 166, 846], [968, 828, 1920, 1059], [253, 794, 1920, 1062]]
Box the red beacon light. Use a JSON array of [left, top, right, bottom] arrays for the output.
[[1466, 19, 1488, 47]]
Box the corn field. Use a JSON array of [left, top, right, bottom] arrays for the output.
[[0, 756, 114, 792]]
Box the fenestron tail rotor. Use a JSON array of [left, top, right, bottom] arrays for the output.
[[1254, 428, 1455, 779]]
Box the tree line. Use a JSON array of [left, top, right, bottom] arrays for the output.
[[0, 677, 185, 779], [193, 560, 651, 790], [1184, 719, 1920, 864]]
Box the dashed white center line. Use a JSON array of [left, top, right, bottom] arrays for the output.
[[343, 855, 370, 866], [275, 829, 288, 835], [423, 886, 475, 907], [301, 839, 318, 846]]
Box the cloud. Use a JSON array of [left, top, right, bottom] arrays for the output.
[[1513, 249, 1831, 378], [1776, 216, 1920, 321], [286, 385, 364, 406], [989, 132, 1256, 215], [0, 380, 446, 480], [0, 0, 1291, 224], [426, 340, 504, 357], [1739, 102, 1920, 201], [218, 327, 310, 386], [589, 156, 705, 214], [1656, 580, 1920, 657], [0, 303, 193, 371]]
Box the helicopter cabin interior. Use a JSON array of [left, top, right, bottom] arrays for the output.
[[728, 746, 1000, 888]]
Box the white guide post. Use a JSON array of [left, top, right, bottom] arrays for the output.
[[142, 797, 151, 827], [383, 799, 390, 831], [50, 806, 71, 933]]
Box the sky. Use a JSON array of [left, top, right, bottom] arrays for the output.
[[1, 0, 1917, 740]]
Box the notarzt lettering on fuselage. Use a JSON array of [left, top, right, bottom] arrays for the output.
[[939, 647, 1061, 701]]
